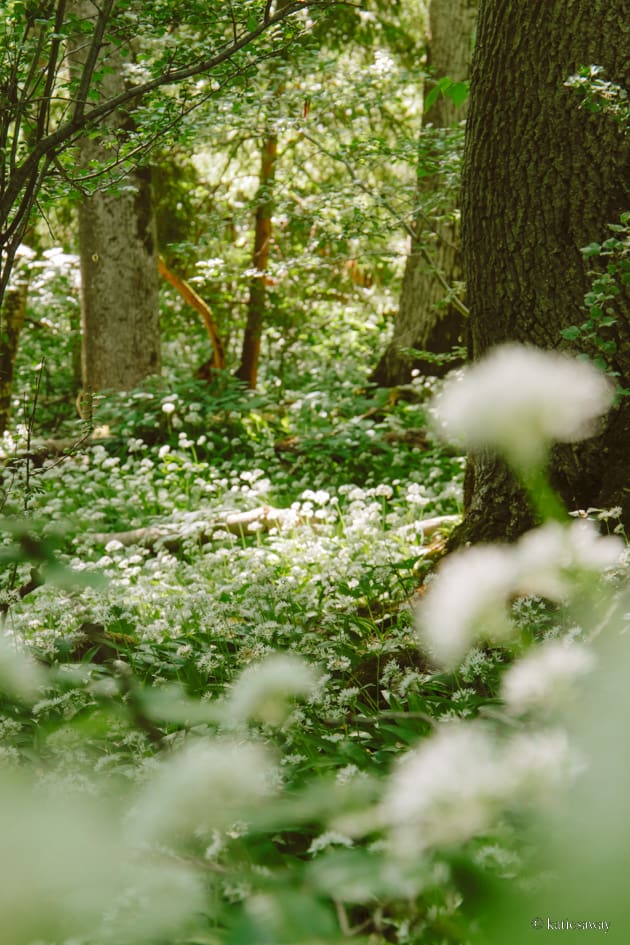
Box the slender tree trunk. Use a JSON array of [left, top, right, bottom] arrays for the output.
[[456, 0, 630, 544], [0, 279, 28, 434], [234, 133, 278, 389], [70, 2, 161, 393], [371, 0, 478, 387]]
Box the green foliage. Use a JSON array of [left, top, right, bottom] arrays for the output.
[[2, 339, 627, 944], [561, 212, 630, 392], [1, 17, 629, 945], [424, 76, 470, 112], [565, 65, 630, 134]]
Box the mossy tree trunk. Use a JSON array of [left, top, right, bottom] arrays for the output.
[[456, 0, 630, 544], [371, 0, 478, 387], [70, 1, 161, 394]]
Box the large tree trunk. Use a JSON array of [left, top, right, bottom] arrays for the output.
[[370, 0, 478, 387], [78, 164, 161, 392], [71, 3, 161, 393], [456, 0, 630, 544]]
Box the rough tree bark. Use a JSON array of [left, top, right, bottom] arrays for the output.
[[370, 0, 478, 387], [78, 164, 161, 392], [70, 2, 161, 393], [456, 0, 630, 543]]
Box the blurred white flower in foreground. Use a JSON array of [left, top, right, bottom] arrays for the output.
[[433, 344, 614, 468], [382, 723, 569, 857], [131, 738, 277, 843], [0, 631, 45, 702], [417, 545, 517, 667], [502, 640, 596, 714], [225, 652, 321, 725], [0, 773, 204, 945], [514, 519, 622, 599], [417, 520, 622, 668]]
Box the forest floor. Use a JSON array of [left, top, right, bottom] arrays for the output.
[[0, 371, 626, 945]]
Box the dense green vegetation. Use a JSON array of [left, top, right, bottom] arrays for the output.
[[0, 2, 629, 944]]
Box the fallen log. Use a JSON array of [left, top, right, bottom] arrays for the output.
[[86, 509, 461, 553], [88, 505, 307, 551]]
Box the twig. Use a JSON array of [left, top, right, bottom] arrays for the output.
[[334, 899, 372, 937], [23, 359, 45, 513]]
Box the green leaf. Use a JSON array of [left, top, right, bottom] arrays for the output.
[[560, 326, 581, 340], [424, 85, 441, 111], [227, 891, 337, 945], [445, 81, 470, 107]]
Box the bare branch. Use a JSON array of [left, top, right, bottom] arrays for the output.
[[37, 0, 68, 138], [228, 0, 239, 43], [73, 0, 117, 124]]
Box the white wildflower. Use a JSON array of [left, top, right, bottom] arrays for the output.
[[130, 738, 276, 843], [417, 520, 622, 669], [308, 831, 354, 855], [382, 723, 571, 857], [0, 633, 45, 703], [374, 484, 393, 498], [382, 724, 505, 856], [433, 344, 614, 468], [161, 401, 176, 415], [417, 545, 517, 668], [502, 640, 596, 714], [514, 520, 622, 600], [0, 772, 204, 944], [502, 728, 572, 801], [226, 653, 320, 725]]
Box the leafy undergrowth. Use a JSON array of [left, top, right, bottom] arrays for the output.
[[0, 374, 480, 944], [0, 370, 627, 945]]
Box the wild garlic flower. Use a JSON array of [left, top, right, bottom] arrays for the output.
[[513, 519, 622, 600], [225, 652, 321, 725], [417, 545, 518, 667], [502, 640, 596, 714], [130, 739, 276, 843], [0, 773, 204, 945], [382, 723, 570, 857], [417, 520, 622, 669], [0, 632, 45, 703], [433, 344, 614, 468], [382, 724, 502, 856]]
